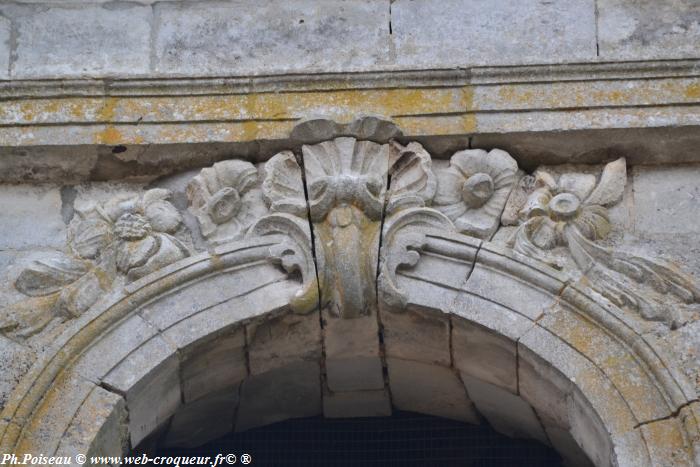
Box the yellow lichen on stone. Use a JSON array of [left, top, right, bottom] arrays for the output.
[[686, 83, 700, 99], [94, 126, 123, 145], [640, 416, 693, 465]]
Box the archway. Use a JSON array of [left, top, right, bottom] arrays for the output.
[[1, 134, 698, 467], [1, 235, 697, 466]]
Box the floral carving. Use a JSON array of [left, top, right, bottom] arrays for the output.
[[433, 149, 518, 239], [4, 133, 696, 336], [507, 158, 700, 327], [187, 160, 267, 245], [6, 189, 190, 338], [510, 157, 625, 254]]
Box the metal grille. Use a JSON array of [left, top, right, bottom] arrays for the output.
[[159, 411, 563, 467]]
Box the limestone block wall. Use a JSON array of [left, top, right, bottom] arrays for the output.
[[0, 0, 698, 80]]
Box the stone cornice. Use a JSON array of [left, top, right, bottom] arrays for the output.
[[1, 59, 700, 98], [0, 61, 699, 182]]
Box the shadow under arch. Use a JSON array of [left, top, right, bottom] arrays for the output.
[[0, 231, 698, 467]]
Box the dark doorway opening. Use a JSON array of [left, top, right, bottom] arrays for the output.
[[156, 411, 564, 466]]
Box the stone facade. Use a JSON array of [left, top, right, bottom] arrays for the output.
[[0, 2, 700, 466]]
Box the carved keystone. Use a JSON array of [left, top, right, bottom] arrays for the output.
[[302, 137, 390, 319]]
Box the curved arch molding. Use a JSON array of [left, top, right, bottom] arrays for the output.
[[1, 128, 699, 466]]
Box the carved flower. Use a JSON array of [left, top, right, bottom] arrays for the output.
[[10, 189, 190, 338], [433, 149, 518, 239], [108, 189, 189, 282], [188, 160, 266, 245], [114, 213, 151, 240], [513, 158, 626, 251], [507, 158, 700, 328]]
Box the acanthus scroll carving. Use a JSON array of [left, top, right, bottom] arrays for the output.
[[4, 132, 699, 340], [505, 158, 700, 328]]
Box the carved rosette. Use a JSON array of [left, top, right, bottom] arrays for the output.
[[433, 149, 518, 239], [5, 129, 700, 339], [187, 160, 267, 245], [6, 189, 190, 338], [506, 158, 700, 327]]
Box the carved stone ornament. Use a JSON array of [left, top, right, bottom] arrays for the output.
[[505, 158, 700, 328], [4, 189, 190, 338], [4, 137, 700, 340], [433, 148, 518, 239], [187, 159, 267, 245]]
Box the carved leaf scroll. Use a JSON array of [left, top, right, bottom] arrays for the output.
[[507, 157, 700, 328], [8, 189, 190, 338], [6, 128, 700, 340]]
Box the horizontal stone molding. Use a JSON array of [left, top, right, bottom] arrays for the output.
[[0, 63, 699, 183]]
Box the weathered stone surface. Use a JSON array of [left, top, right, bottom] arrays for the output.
[[140, 262, 288, 331], [451, 318, 518, 394], [323, 313, 384, 392], [460, 373, 547, 443], [0, 15, 8, 80], [598, 0, 700, 60], [180, 327, 247, 403], [101, 336, 180, 447], [637, 415, 695, 467], [633, 164, 700, 235], [154, 0, 390, 76], [56, 386, 128, 460], [391, 0, 596, 68], [14, 373, 98, 457], [322, 313, 391, 416], [0, 185, 65, 249], [236, 361, 322, 432], [322, 389, 392, 418], [247, 311, 321, 375], [538, 304, 672, 422], [73, 314, 159, 384], [544, 425, 594, 467], [381, 307, 451, 366], [518, 326, 649, 467], [10, 4, 151, 79], [388, 359, 479, 423], [0, 337, 34, 411], [460, 264, 556, 322], [164, 388, 239, 449]]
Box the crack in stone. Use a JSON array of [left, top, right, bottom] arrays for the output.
[[98, 381, 126, 398], [375, 170, 393, 406], [294, 147, 328, 402], [633, 399, 700, 429]]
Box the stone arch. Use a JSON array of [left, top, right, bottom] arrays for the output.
[[2, 132, 699, 466], [1, 233, 698, 466]]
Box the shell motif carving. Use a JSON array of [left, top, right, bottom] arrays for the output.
[[5, 132, 700, 337]]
